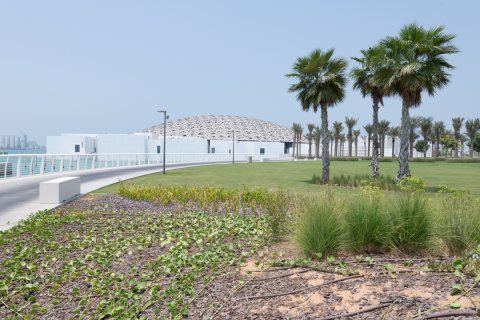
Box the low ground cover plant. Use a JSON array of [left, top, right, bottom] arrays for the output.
[[118, 184, 297, 236], [0, 198, 272, 319]]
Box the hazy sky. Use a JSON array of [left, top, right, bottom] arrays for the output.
[[1, 1, 478, 145]]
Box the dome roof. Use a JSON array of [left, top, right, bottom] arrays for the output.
[[142, 115, 294, 142]]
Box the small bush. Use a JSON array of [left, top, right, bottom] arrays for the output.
[[295, 196, 343, 257], [388, 193, 432, 253], [397, 176, 426, 192], [438, 194, 480, 255], [344, 193, 389, 253]]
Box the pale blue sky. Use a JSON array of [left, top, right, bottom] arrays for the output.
[[0, 1, 478, 145]]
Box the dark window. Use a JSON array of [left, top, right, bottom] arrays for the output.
[[260, 148, 265, 155], [74, 144, 80, 153], [211, 147, 216, 154], [157, 146, 161, 154]]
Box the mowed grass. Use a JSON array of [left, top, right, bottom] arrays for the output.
[[95, 160, 480, 196]]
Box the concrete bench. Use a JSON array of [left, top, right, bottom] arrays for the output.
[[39, 177, 81, 204], [260, 158, 269, 162]]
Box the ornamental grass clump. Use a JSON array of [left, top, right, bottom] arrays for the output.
[[344, 190, 390, 253], [438, 193, 480, 255], [388, 192, 432, 253], [295, 195, 343, 257]]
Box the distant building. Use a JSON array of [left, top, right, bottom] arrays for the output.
[[46, 115, 297, 159]]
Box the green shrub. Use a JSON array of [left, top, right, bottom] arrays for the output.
[[445, 158, 480, 163], [397, 176, 426, 192], [312, 173, 398, 191], [388, 193, 432, 253], [295, 196, 343, 257], [344, 194, 389, 253], [438, 194, 480, 255]]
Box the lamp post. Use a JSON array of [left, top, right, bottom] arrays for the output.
[[157, 110, 168, 174]]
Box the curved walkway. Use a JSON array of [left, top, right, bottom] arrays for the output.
[[0, 161, 231, 231]]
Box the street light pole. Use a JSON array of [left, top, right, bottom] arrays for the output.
[[157, 110, 168, 174]]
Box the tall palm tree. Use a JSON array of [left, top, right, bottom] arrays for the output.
[[409, 116, 422, 158], [376, 24, 458, 180], [378, 120, 390, 157], [344, 117, 358, 157], [291, 123, 301, 158], [287, 49, 348, 183], [432, 121, 446, 157], [420, 117, 433, 158], [353, 129, 361, 157], [388, 126, 401, 157], [314, 126, 321, 158], [351, 45, 386, 177], [332, 121, 344, 157], [452, 117, 464, 158], [339, 134, 346, 156], [465, 118, 480, 158], [363, 124, 373, 157], [297, 125, 303, 157], [306, 123, 315, 158]]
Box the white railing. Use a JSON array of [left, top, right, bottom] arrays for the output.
[[0, 153, 292, 179]]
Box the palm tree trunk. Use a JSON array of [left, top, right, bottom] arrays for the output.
[[334, 139, 338, 157], [367, 137, 371, 157], [321, 105, 330, 183], [371, 101, 380, 178], [308, 140, 312, 158], [354, 140, 358, 157], [435, 141, 440, 158], [409, 136, 414, 158], [392, 138, 395, 157], [348, 133, 352, 157], [397, 101, 411, 180], [454, 139, 459, 158]]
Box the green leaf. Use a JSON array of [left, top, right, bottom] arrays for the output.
[[384, 263, 394, 271], [451, 283, 462, 295], [450, 302, 461, 309], [452, 259, 462, 270]]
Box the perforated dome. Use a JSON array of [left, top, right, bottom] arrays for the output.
[[142, 115, 294, 142]]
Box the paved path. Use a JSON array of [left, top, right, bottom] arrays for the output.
[[0, 162, 230, 231]]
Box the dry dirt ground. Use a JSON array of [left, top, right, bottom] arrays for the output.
[[192, 241, 480, 319]]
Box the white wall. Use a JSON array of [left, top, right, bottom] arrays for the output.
[[97, 134, 146, 154], [47, 135, 93, 154]]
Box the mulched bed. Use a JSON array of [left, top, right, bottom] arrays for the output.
[[1, 195, 478, 319]]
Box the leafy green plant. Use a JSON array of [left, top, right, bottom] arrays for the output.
[[294, 195, 343, 257], [388, 193, 432, 253], [397, 176, 426, 192], [311, 173, 398, 191]]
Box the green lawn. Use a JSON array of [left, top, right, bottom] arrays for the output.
[[95, 160, 480, 196]]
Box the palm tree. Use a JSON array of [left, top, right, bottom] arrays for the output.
[[351, 45, 386, 177], [353, 129, 361, 157], [465, 118, 480, 158], [378, 120, 390, 157], [291, 123, 301, 158], [345, 117, 358, 157], [409, 117, 422, 158], [363, 124, 373, 157], [297, 125, 303, 157], [388, 126, 400, 157], [339, 134, 346, 156], [287, 49, 348, 182], [332, 121, 343, 157], [376, 24, 458, 180], [433, 121, 446, 157], [314, 126, 321, 158], [306, 123, 315, 158], [452, 117, 464, 158], [420, 117, 433, 158]]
